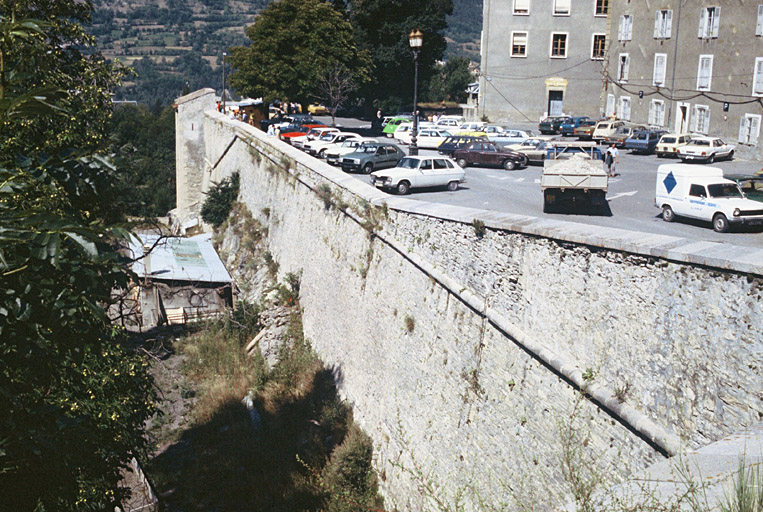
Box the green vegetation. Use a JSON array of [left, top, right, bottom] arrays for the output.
[[427, 56, 473, 103], [201, 172, 240, 227], [229, 0, 372, 107], [0, 11, 156, 511], [147, 300, 385, 511]]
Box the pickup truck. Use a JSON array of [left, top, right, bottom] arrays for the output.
[[541, 154, 608, 213]]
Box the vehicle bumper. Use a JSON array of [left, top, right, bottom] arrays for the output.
[[678, 154, 710, 161], [730, 216, 763, 226], [341, 162, 361, 172]]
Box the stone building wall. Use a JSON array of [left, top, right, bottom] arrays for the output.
[[174, 93, 763, 510]]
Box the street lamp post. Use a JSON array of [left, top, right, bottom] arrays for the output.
[[222, 52, 227, 114], [408, 29, 423, 156]]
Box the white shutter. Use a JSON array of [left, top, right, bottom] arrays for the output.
[[607, 94, 616, 117], [555, 0, 571, 14], [654, 11, 661, 38], [624, 98, 631, 121], [711, 7, 720, 37], [752, 116, 761, 144], [698, 9, 706, 38], [619, 15, 625, 40], [627, 16, 633, 40], [697, 55, 713, 90], [665, 10, 673, 38], [738, 116, 747, 143], [514, 0, 530, 13], [691, 106, 698, 132], [654, 54, 666, 85], [757, 5, 763, 36], [648, 101, 656, 125], [754, 58, 763, 95], [623, 55, 630, 81]]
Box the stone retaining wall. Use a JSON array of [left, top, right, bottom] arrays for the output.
[[174, 91, 763, 510]]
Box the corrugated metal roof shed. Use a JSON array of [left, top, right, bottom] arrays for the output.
[[130, 233, 232, 284]]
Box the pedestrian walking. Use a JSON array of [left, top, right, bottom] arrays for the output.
[[605, 144, 619, 176]]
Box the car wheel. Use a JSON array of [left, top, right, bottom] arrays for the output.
[[713, 213, 729, 233], [503, 159, 517, 171], [318, 149, 326, 158], [519, 156, 529, 167], [727, 150, 734, 161], [662, 205, 675, 223], [362, 163, 374, 174], [456, 158, 469, 168], [707, 154, 715, 164], [396, 181, 410, 195], [447, 181, 459, 191]]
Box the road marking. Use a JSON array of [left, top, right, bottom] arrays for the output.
[[514, 177, 525, 182], [534, 179, 541, 184], [608, 190, 638, 201]]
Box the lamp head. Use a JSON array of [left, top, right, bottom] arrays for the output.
[[408, 29, 423, 49]]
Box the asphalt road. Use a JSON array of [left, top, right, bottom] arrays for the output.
[[318, 116, 763, 248]]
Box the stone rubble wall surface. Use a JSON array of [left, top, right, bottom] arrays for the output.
[[174, 98, 763, 510]]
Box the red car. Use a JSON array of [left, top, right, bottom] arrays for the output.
[[279, 124, 326, 144]]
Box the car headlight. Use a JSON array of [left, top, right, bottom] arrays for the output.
[[733, 208, 741, 217]]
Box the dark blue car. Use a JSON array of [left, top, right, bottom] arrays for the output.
[[560, 116, 594, 136], [624, 130, 667, 154]]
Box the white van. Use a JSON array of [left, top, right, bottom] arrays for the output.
[[655, 164, 763, 232]]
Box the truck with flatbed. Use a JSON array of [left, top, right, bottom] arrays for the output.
[[541, 153, 608, 213]]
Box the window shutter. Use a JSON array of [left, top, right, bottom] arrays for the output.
[[515, 0, 530, 12], [691, 106, 698, 132], [654, 54, 666, 85], [740, 116, 749, 143], [607, 94, 616, 116], [555, 0, 571, 14], [659, 102, 665, 125], [712, 6, 720, 37], [623, 55, 630, 81], [757, 5, 763, 36], [755, 59, 763, 95], [665, 10, 673, 38], [698, 9, 706, 38], [698, 56, 712, 90], [627, 16, 633, 39], [654, 11, 661, 38], [624, 98, 631, 120], [752, 116, 761, 144], [648, 102, 656, 125], [619, 15, 625, 40]]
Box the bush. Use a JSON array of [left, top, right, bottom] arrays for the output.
[[201, 172, 240, 227]]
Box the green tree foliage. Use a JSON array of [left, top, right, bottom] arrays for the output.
[[0, 0, 127, 159], [0, 14, 156, 511], [425, 56, 472, 103], [228, 0, 371, 106], [201, 172, 240, 228], [348, 0, 453, 113], [109, 103, 176, 218]]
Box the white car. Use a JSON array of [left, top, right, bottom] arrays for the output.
[[488, 128, 536, 146], [655, 133, 692, 158], [291, 127, 338, 149], [455, 121, 487, 133], [371, 155, 466, 194], [303, 132, 361, 158], [325, 137, 378, 166], [434, 117, 463, 129], [396, 128, 452, 149], [676, 136, 734, 163]]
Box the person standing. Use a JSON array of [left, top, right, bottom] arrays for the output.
[[605, 144, 619, 176]]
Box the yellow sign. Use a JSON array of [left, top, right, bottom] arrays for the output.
[[545, 77, 568, 89]]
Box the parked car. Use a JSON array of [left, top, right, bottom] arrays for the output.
[[655, 133, 692, 158], [488, 128, 536, 147], [676, 136, 735, 163], [592, 120, 627, 142], [435, 115, 465, 129], [655, 164, 763, 232], [560, 117, 595, 136], [307, 102, 329, 115], [340, 142, 405, 174], [724, 173, 763, 203], [539, 116, 571, 134], [303, 132, 361, 157], [603, 124, 647, 147], [454, 122, 487, 134], [506, 136, 558, 164], [382, 116, 413, 136], [398, 128, 453, 149], [325, 137, 378, 166], [371, 155, 466, 194], [624, 130, 668, 154], [452, 140, 529, 170], [437, 134, 488, 157], [291, 126, 339, 149], [573, 123, 597, 140]]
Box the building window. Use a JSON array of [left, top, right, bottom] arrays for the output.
[[698, 6, 720, 39], [757, 5, 763, 36], [654, 10, 673, 39], [692, 105, 710, 134], [649, 99, 666, 126], [739, 114, 762, 145], [595, 0, 608, 16], [618, 96, 632, 121], [753, 57, 763, 97], [696, 55, 713, 91], [617, 53, 630, 82], [606, 94, 616, 117], [619, 15, 633, 41], [592, 34, 606, 60], [550, 33, 568, 58], [653, 53, 667, 86], [554, 0, 570, 15], [511, 32, 528, 57], [513, 0, 530, 15]]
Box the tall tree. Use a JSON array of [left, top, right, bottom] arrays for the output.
[[348, 0, 454, 113], [425, 56, 472, 103], [228, 0, 371, 106], [0, 14, 156, 511]]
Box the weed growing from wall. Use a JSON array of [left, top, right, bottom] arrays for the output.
[[404, 314, 415, 333], [471, 219, 486, 238], [201, 172, 240, 227]]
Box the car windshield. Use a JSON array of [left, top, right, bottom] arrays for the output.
[[661, 137, 676, 143], [318, 132, 335, 141], [708, 183, 743, 198], [397, 157, 422, 169], [694, 140, 710, 146]]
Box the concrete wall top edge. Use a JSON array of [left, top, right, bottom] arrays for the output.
[[175, 88, 216, 106], [208, 113, 763, 278]]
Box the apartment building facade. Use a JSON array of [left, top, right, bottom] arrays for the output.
[[605, 1, 763, 159], [478, 0, 610, 123]]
